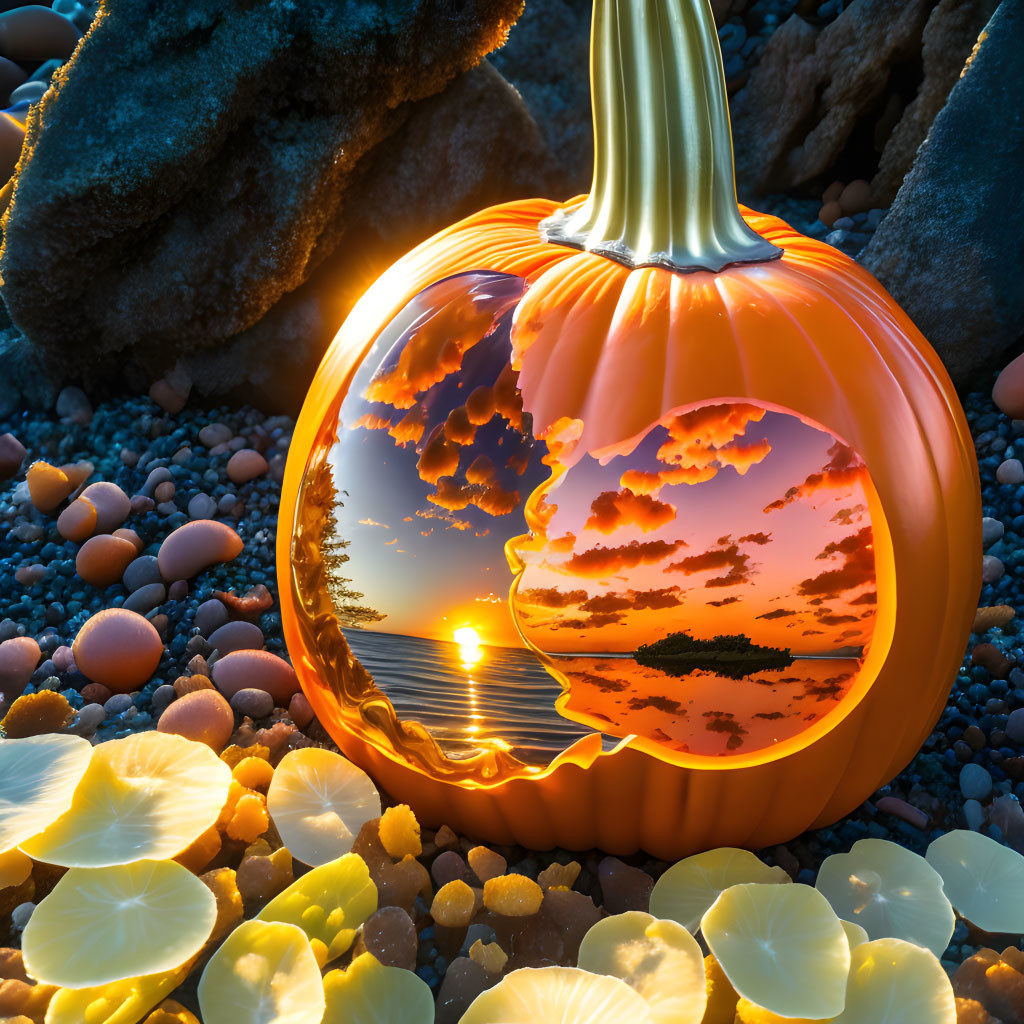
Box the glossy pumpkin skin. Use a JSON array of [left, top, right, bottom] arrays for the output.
[[278, 196, 980, 857]]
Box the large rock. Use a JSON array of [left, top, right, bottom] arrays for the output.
[[170, 59, 564, 410], [872, 0, 998, 204], [861, 0, 1024, 391], [731, 0, 954, 199], [0, 0, 559, 407]]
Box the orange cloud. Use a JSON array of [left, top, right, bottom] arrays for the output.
[[707, 596, 741, 606], [797, 527, 874, 596], [548, 532, 576, 553], [350, 413, 392, 432], [802, 629, 824, 635], [714, 438, 773, 475], [849, 591, 877, 605], [756, 608, 798, 620], [816, 612, 860, 625], [764, 441, 868, 513], [579, 587, 683, 613], [444, 406, 476, 445], [415, 508, 473, 531], [665, 539, 752, 588], [563, 539, 688, 578], [620, 465, 718, 494], [551, 611, 626, 630], [585, 488, 677, 535], [390, 404, 428, 446], [831, 504, 866, 525], [737, 532, 772, 545], [358, 518, 389, 529], [518, 587, 589, 608], [429, 476, 520, 516], [417, 427, 461, 483], [465, 385, 496, 425]]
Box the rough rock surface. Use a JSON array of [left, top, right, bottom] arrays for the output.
[[490, 0, 593, 197], [861, 0, 1023, 392], [871, 0, 998, 204], [0, 0, 557, 409], [730, 0, 959, 198]]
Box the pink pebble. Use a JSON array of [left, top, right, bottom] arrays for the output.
[[994, 352, 1024, 420], [158, 520, 243, 581], [80, 681, 113, 705], [0, 636, 40, 705], [51, 645, 75, 672], [226, 449, 268, 485], [149, 378, 190, 415], [79, 481, 130, 533], [875, 796, 929, 830], [57, 497, 98, 542], [157, 688, 234, 751], [14, 563, 48, 585], [0, 432, 26, 480], [73, 608, 164, 694], [288, 692, 314, 729], [212, 650, 299, 706]]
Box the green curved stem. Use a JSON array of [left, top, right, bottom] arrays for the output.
[[540, 0, 781, 273]]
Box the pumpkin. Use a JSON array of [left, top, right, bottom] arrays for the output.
[[278, 0, 980, 858]]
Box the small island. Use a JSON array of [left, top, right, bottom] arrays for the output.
[[634, 631, 795, 679]]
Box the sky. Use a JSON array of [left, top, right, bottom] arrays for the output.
[[324, 271, 878, 657]]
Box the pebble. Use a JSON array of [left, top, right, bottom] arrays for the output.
[[226, 448, 268, 484], [993, 352, 1024, 419], [963, 799, 985, 832], [77, 481, 130, 533], [151, 684, 176, 717], [142, 466, 172, 496], [154, 480, 176, 503], [1006, 708, 1024, 745], [229, 687, 274, 719], [0, 636, 40, 705], [14, 564, 47, 586], [157, 688, 234, 751], [207, 620, 264, 656], [122, 555, 162, 593], [56, 497, 98, 542], [168, 579, 189, 601], [72, 607, 164, 693], [199, 422, 233, 448], [982, 517, 1005, 547], [996, 459, 1024, 485], [195, 598, 229, 636], [468, 846, 506, 883], [0, 6, 81, 60], [113, 527, 144, 553], [69, 702, 106, 736], [362, 907, 418, 971], [26, 460, 71, 512], [103, 693, 133, 715], [971, 643, 1011, 679], [80, 681, 113, 704], [960, 763, 994, 802], [76, 534, 138, 587], [598, 856, 653, 914], [0, 432, 26, 480], [10, 903, 34, 933], [55, 385, 92, 425], [122, 582, 166, 616], [874, 796, 928, 830], [432, 851, 472, 888], [157, 520, 243, 581], [288, 692, 313, 729], [148, 377, 190, 414], [973, 605, 1015, 633], [188, 492, 217, 520], [212, 649, 299, 706], [1, 690, 74, 737], [982, 555, 1005, 584]]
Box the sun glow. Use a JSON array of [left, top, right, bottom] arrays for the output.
[[454, 626, 483, 666]]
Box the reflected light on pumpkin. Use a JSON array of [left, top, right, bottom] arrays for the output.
[[454, 626, 483, 666]]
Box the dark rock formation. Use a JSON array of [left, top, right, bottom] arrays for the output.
[[0, 0, 559, 408], [861, 0, 1024, 392], [730, 0, 995, 202]]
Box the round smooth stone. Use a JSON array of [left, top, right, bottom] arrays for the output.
[[194, 599, 229, 637], [157, 689, 234, 751], [230, 687, 274, 720], [56, 497, 97, 542], [76, 535, 137, 588], [157, 521, 243, 581], [960, 763, 993, 802], [0, 636, 40, 706], [226, 449, 268, 484], [207, 620, 264, 656], [122, 555, 162, 593], [0, 431, 26, 480], [122, 583, 166, 616], [72, 608, 163, 694], [188, 492, 217, 520], [198, 423, 232, 448], [212, 650, 299, 706], [996, 459, 1024, 486], [78, 482, 130, 534], [0, 6, 81, 61]]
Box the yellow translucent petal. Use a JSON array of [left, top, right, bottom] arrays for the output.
[[459, 966, 656, 1024], [267, 748, 381, 866], [44, 962, 191, 1024], [0, 846, 33, 888], [925, 829, 1024, 933], [0, 734, 93, 850], [257, 852, 377, 960], [701, 882, 849, 1020], [577, 911, 706, 1024], [650, 847, 791, 932], [815, 838, 954, 956], [197, 919, 325, 1024], [840, 919, 869, 950], [23, 860, 216, 988], [733, 997, 833, 1024], [830, 938, 955, 1024], [322, 953, 433, 1024], [21, 733, 231, 867]]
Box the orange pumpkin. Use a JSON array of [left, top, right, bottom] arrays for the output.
[[278, 0, 980, 857]]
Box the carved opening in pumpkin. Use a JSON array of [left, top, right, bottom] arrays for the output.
[[291, 270, 883, 772]]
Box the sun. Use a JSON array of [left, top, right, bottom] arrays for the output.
[[453, 626, 483, 666]]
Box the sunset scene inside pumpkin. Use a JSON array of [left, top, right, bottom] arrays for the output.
[[312, 271, 878, 763]]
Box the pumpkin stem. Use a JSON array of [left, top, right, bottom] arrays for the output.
[[540, 0, 782, 273]]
